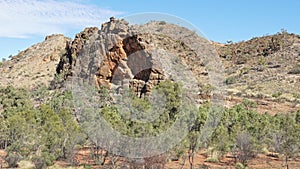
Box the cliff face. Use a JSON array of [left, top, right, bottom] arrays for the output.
[[71, 18, 210, 97], [56, 27, 99, 78]]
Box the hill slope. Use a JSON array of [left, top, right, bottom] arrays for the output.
[[216, 32, 300, 113], [0, 34, 70, 88], [0, 19, 299, 114]]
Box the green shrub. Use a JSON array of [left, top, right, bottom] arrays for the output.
[[33, 156, 46, 169], [159, 21, 167, 25], [258, 57, 266, 65], [5, 153, 21, 168], [204, 157, 219, 163], [241, 99, 257, 109], [296, 110, 300, 124], [84, 164, 92, 169], [236, 56, 248, 64], [293, 93, 300, 99], [272, 92, 282, 98], [261, 147, 269, 155], [41, 153, 55, 166], [239, 67, 250, 75], [236, 162, 245, 169], [225, 76, 237, 85], [288, 64, 300, 74]]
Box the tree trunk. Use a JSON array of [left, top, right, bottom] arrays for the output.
[[4, 140, 7, 150], [188, 148, 195, 169], [286, 155, 289, 169]]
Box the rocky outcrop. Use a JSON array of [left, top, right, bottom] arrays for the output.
[[72, 18, 207, 97], [69, 18, 300, 114], [129, 68, 165, 96], [56, 27, 99, 78]]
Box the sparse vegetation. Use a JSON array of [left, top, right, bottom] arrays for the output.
[[0, 86, 85, 167], [1, 83, 298, 168], [225, 76, 237, 85], [239, 67, 250, 75], [236, 56, 248, 64], [293, 93, 300, 99], [288, 64, 300, 74], [204, 157, 219, 163], [159, 21, 167, 25], [0, 20, 300, 169], [258, 56, 266, 65], [236, 162, 246, 169], [272, 92, 283, 98]]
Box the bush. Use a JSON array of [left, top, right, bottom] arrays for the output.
[[288, 64, 300, 74], [236, 132, 255, 165], [225, 76, 237, 85], [159, 21, 167, 25], [261, 147, 269, 155], [5, 153, 21, 168], [296, 110, 300, 124], [236, 162, 245, 169], [293, 93, 300, 99], [258, 57, 266, 65], [236, 56, 248, 64], [144, 154, 167, 169], [204, 157, 219, 163], [33, 157, 46, 169], [83, 164, 92, 169], [272, 92, 282, 98], [239, 67, 250, 75]]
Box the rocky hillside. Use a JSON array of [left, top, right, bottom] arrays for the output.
[[216, 32, 300, 113], [0, 18, 299, 114], [0, 34, 71, 88]]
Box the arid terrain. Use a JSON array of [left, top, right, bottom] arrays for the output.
[[0, 18, 299, 169]]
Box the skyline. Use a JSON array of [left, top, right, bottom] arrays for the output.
[[0, 0, 299, 59]]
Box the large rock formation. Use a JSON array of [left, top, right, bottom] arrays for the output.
[[56, 27, 99, 78], [71, 17, 210, 97]]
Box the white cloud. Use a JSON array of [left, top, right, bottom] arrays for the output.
[[0, 0, 123, 38]]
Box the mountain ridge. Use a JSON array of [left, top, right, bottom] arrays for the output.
[[0, 18, 299, 114]]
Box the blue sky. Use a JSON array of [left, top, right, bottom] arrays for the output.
[[0, 0, 299, 60]]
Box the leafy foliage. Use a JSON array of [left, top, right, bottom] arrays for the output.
[[92, 80, 184, 138], [0, 86, 85, 167], [0, 84, 299, 168]]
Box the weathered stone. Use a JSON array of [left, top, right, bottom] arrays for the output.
[[56, 27, 99, 76], [71, 18, 207, 97]]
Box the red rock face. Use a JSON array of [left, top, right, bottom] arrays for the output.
[[60, 18, 205, 98], [96, 41, 128, 87], [94, 34, 165, 96], [61, 17, 207, 99]]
